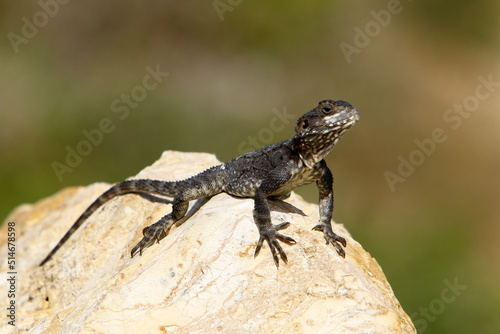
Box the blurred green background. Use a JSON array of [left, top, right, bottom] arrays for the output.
[[1, 1, 499, 332]]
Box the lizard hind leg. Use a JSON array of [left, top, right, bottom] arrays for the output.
[[130, 199, 189, 258], [130, 214, 175, 257]]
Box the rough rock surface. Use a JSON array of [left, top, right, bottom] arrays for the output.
[[0, 151, 415, 334]]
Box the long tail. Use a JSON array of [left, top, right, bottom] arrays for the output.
[[39, 179, 177, 266]]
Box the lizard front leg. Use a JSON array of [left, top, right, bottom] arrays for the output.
[[252, 167, 297, 268], [312, 160, 347, 257]]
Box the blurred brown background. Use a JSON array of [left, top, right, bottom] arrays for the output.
[[1, 1, 499, 332]]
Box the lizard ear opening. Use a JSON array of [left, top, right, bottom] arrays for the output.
[[296, 119, 308, 131]]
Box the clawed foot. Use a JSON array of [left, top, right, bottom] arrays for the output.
[[131, 220, 173, 257], [254, 222, 297, 268], [312, 224, 347, 258]]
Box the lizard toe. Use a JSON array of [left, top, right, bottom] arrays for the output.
[[254, 223, 295, 268], [276, 232, 296, 245], [312, 223, 347, 258], [131, 220, 173, 258]]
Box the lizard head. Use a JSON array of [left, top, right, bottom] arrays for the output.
[[293, 99, 359, 168]]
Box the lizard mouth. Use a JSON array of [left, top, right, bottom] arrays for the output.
[[325, 108, 360, 131], [310, 110, 359, 137]]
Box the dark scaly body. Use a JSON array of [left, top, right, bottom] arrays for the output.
[[40, 100, 359, 267]]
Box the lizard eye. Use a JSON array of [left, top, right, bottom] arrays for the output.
[[321, 104, 333, 114]]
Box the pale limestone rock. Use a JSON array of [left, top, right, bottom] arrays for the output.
[[0, 151, 415, 334]]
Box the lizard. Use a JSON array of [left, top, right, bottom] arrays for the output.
[[39, 99, 359, 268]]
